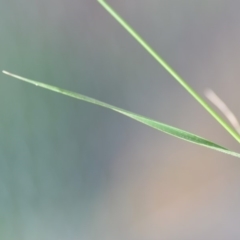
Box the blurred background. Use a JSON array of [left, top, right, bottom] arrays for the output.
[[1, 0, 240, 239]]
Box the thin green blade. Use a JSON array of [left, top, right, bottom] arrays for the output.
[[97, 0, 240, 144], [3, 70, 240, 158]]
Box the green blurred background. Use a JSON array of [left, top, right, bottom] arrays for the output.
[[1, 0, 240, 239]]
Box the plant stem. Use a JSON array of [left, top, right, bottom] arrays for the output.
[[97, 0, 240, 144]]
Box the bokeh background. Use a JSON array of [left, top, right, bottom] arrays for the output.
[[1, 0, 240, 239]]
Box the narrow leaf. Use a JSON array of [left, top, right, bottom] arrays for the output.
[[3, 70, 240, 158]]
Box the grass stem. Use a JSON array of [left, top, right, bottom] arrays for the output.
[[97, 0, 240, 144]]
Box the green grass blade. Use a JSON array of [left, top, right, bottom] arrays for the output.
[[3, 70, 240, 158], [97, 0, 240, 144]]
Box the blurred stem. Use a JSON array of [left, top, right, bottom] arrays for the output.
[[97, 0, 240, 144]]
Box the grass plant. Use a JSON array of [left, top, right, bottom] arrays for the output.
[[2, 0, 240, 158]]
